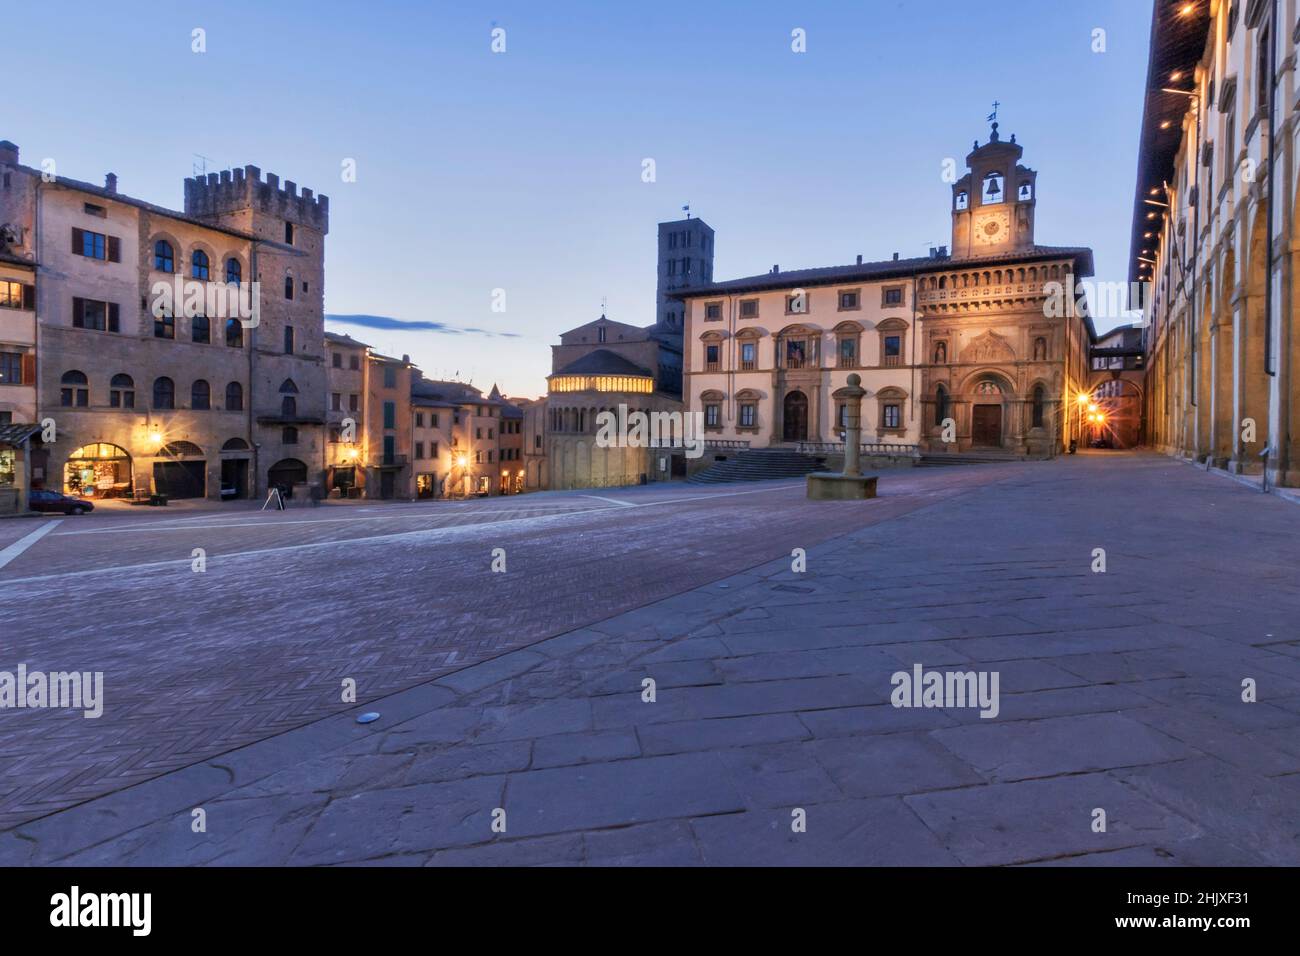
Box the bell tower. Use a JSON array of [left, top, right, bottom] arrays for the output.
[[950, 120, 1037, 258]]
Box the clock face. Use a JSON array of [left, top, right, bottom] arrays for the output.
[[975, 211, 1011, 246]]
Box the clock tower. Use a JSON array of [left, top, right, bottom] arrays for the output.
[[950, 122, 1037, 258]]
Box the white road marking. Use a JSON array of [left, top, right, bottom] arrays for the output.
[[0, 519, 63, 570], [582, 495, 635, 508]]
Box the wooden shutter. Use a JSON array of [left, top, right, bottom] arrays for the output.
[[107, 236, 121, 262], [108, 302, 120, 332], [71, 227, 83, 255], [21, 352, 35, 385], [22, 284, 35, 311]]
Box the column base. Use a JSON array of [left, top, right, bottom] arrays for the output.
[[807, 473, 879, 500]]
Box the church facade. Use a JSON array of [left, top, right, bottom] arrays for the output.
[[678, 125, 1096, 458]]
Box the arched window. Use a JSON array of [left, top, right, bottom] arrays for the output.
[[1032, 385, 1046, 428], [192, 314, 210, 344], [982, 171, 1005, 205], [225, 381, 243, 411], [225, 257, 241, 285], [284, 274, 294, 300], [225, 318, 244, 348], [191, 249, 210, 280], [110, 373, 135, 409], [935, 385, 949, 427], [154, 240, 174, 273], [279, 378, 298, 394], [281, 395, 297, 417], [61, 370, 89, 407], [191, 379, 210, 410], [955, 191, 968, 211], [153, 376, 175, 409]]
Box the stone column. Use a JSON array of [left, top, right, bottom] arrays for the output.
[[842, 374, 865, 477]]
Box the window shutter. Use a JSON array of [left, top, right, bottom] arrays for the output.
[[108, 236, 121, 262], [22, 284, 35, 311], [21, 352, 35, 385], [72, 227, 83, 255], [72, 296, 84, 327], [108, 302, 120, 332]]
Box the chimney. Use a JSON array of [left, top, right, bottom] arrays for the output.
[[856, 255, 863, 265], [105, 173, 118, 193], [402, 354, 410, 364], [892, 252, 899, 261], [0, 141, 17, 165], [772, 264, 780, 274]]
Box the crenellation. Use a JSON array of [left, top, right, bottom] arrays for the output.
[[184, 163, 328, 232]]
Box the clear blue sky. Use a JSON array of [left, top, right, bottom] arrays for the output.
[[9, 0, 1152, 397]]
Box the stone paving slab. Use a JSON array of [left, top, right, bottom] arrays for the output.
[[5, 454, 1300, 865]]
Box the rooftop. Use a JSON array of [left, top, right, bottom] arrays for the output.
[[552, 349, 654, 378]]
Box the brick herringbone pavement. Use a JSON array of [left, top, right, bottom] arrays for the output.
[[0, 470, 1008, 829]]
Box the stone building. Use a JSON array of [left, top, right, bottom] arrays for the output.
[[1134, 0, 1299, 486], [0, 235, 37, 513], [0, 140, 328, 502], [677, 125, 1095, 458]]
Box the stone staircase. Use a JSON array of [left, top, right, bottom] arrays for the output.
[[687, 449, 827, 484]]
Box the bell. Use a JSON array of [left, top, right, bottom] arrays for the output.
[[986, 177, 1002, 199]]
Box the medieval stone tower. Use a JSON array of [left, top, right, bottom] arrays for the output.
[[655, 216, 714, 333], [185, 167, 329, 492], [949, 123, 1038, 259]]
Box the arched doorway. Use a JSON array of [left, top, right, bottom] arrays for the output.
[[267, 458, 308, 495], [220, 438, 251, 500], [154, 441, 207, 499], [970, 380, 1004, 447], [64, 443, 132, 498], [782, 390, 809, 443]]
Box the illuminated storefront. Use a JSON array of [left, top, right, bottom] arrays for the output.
[[63, 443, 132, 498]]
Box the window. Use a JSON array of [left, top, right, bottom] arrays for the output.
[[349, 394, 359, 412], [705, 344, 720, 371], [431, 413, 439, 428], [225, 318, 244, 348], [384, 436, 396, 464], [1032, 385, 1046, 428], [384, 366, 397, 389], [883, 335, 902, 367], [705, 404, 720, 427], [955, 191, 969, 211], [432, 441, 440, 457], [838, 337, 857, 368], [153, 377, 175, 409], [349, 354, 360, 370], [332, 393, 342, 411], [0, 280, 33, 310], [283, 426, 299, 445], [191, 250, 210, 280], [1257, 27, 1271, 114], [72, 297, 120, 332], [191, 380, 210, 410], [1018, 182, 1033, 202], [73, 227, 117, 261], [192, 315, 210, 344], [225, 258, 241, 285], [83, 202, 106, 218], [284, 275, 294, 300], [739, 403, 757, 428], [598, 326, 606, 343], [785, 293, 808, 315], [705, 301, 723, 321], [285, 222, 295, 245], [982, 172, 1005, 205], [332, 352, 342, 368], [0, 352, 22, 385], [284, 326, 295, 354], [154, 312, 174, 339], [415, 442, 424, 460], [882, 287, 904, 307], [60, 370, 89, 407], [785, 339, 808, 369], [154, 240, 175, 273], [740, 341, 757, 370], [838, 290, 860, 311], [415, 412, 424, 428], [225, 381, 243, 411], [935, 385, 949, 426], [739, 299, 759, 319], [383, 401, 396, 429], [282, 396, 297, 417], [881, 403, 902, 430]]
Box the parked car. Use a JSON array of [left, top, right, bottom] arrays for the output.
[[29, 489, 95, 515]]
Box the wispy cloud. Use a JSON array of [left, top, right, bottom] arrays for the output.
[[326, 314, 521, 338]]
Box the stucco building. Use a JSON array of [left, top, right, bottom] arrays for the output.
[[678, 125, 1096, 458]]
